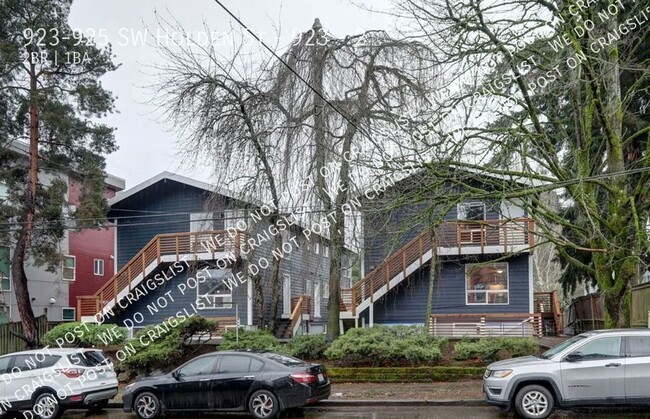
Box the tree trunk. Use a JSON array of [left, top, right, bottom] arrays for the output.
[[326, 209, 344, 342], [424, 231, 437, 329], [12, 62, 40, 348], [268, 224, 282, 331]]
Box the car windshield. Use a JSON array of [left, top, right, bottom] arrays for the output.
[[540, 335, 587, 359], [259, 352, 307, 367]]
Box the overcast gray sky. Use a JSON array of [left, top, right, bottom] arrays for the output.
[[67, 0, 393, 188]]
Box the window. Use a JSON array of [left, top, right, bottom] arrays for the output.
[[223, 209, 249, 231], [93, 259, 104, 276], [466, 263, 508, 305], [573, 337, 622, 359], [0, 305, 10, 324], [324, 246, 329, 257], [179, 355, 217, 376], [62, 255, 76, 281], [323, 283, 329, 299], [627, 336, 650, 357], [217, 355, 261, 374], [457, 201, 486, 220], [0, 182, 8, 201], [197, 269, 233, 309], [62, 307, 76, 322], [68, 350, 110, 367], [305, 279, 313, 296], [0, 356, 10, 374], [259, 352, 307, 367], [12, 354, 61, 372], [314, 242, 320, 254], [0, 246, 9, 291]]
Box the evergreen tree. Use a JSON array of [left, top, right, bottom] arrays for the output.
[[0, 0, 118, 347]]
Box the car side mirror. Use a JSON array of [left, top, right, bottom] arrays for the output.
[[565, 352, 584, 362], [172, 370, 181, 380]]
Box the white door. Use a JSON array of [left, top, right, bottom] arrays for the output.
[[314, 282, 321, 318], [283, 274, 291, 316]]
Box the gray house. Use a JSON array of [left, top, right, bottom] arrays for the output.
[[76, 172, 353, 338]]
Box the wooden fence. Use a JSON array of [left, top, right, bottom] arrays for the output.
[[0, 315, 50, 355], [631, 283, 650, 328], [565, 293, 604, 334]]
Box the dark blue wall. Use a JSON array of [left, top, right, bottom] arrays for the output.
[[361, 254, 531, 325]]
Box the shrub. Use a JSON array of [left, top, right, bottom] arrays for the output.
[[324, 326, 443, 367], [453, 337, 538, 362], [220, 329, 282, 352], [288, 334, 328, 359], [42, 322, 127, 347], [121, 316, 217, 373], [327, 366, 484, 383]]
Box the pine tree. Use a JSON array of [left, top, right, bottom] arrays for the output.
[[0, 0, 118, 347]]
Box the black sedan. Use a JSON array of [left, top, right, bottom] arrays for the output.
[[122, 350, 330, 419]]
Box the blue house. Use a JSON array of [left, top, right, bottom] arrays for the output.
[[76, 172, 354, 338], [340, 170, 546, 337]]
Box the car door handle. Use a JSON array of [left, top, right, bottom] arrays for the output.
[[243, 375, 255, 380], [605, 363, 621, 367]]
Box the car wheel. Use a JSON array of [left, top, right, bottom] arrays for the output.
[[88, 399, 109, 413], [515, 385, 554, 419], [32, 392, 60, 419], [134, 392, 161, 419], [248, 389, 280, 419]]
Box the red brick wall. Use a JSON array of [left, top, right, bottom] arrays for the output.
[[68, 180, 117, 308]]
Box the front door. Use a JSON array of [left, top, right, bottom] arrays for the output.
[[624, 335, 650, 401], [283, 274, 291, 316], [560, 336, 625, 402], [163, 355, 218, 410], [213, 354, 262, 409]]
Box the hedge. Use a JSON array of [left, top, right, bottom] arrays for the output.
[[326, 366, 485, 383]]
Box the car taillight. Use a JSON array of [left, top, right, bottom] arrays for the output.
[[290, 372, 317, 384], [57, 368, 84, 378]]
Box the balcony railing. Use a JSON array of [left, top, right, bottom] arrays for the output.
[[435, 218, 534, 255]]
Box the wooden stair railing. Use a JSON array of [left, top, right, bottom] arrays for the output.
[[340, 230, 432, 316], [340, 218, 535, 317], [76, 230, 245, 320], [289, 295, 305, 338]]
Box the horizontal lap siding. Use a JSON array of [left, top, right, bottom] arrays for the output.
[[112, 181, 215, 268], [110, 270, 248, 327], [364, 254, 530, 324]]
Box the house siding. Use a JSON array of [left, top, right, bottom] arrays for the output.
[[105, 176, 352, 330], [361, 254, 530, 325]]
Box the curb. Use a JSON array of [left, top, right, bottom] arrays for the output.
[[106, 399, 488, 409]]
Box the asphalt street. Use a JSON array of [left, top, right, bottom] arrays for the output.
[[22, 406, 650, 419]]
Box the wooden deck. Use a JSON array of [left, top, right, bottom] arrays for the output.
[[428, 313, 542, 338]]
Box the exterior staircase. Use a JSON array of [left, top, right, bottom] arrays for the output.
[[340, 218, 535, 319], [76, 230, 246, 322], [273, 318, 292, 339]]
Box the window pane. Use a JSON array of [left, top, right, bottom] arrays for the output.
[[39, 355, 61, 369], [488, 292, 509, 304], [259, 352, 307, 367], [628, 336, 650, 357], [69, 351, 109, 367], [576, 337, 622, 359], [0, 356, 10, 374], [62, 308, 75, 321], [458, 202, 485, 220], [467, 292, 486, 304], [64, 257, 75, 268], [250, 358, 264, 372], [180, 356, 217, 376], [218, 355, 253, 373], [12, 354, 59, 372], [0, 247, 9, 290]]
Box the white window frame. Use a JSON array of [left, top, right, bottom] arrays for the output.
[[306, 279, 313, 296], [465, 263, 509, 305], [314, 242, 320, 255], [196, 269, 233, 310], [323, 282, 329, 299], [1, 246, 10, 291], [62, 307, 76, 322], [314, 282, 321, 318], [324, 246, 329, 257], [62, 255, 76, 281], [93, 259, 104, 276], [224, 209, 248, 231]]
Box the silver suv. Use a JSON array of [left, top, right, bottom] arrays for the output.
[[484, 329, 650, 419]]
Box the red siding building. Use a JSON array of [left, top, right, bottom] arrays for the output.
[[67, 174, 125, 316]]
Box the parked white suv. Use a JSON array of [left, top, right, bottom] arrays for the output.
[[484, 329, 650, 419], [0, 348, 118, 419]]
